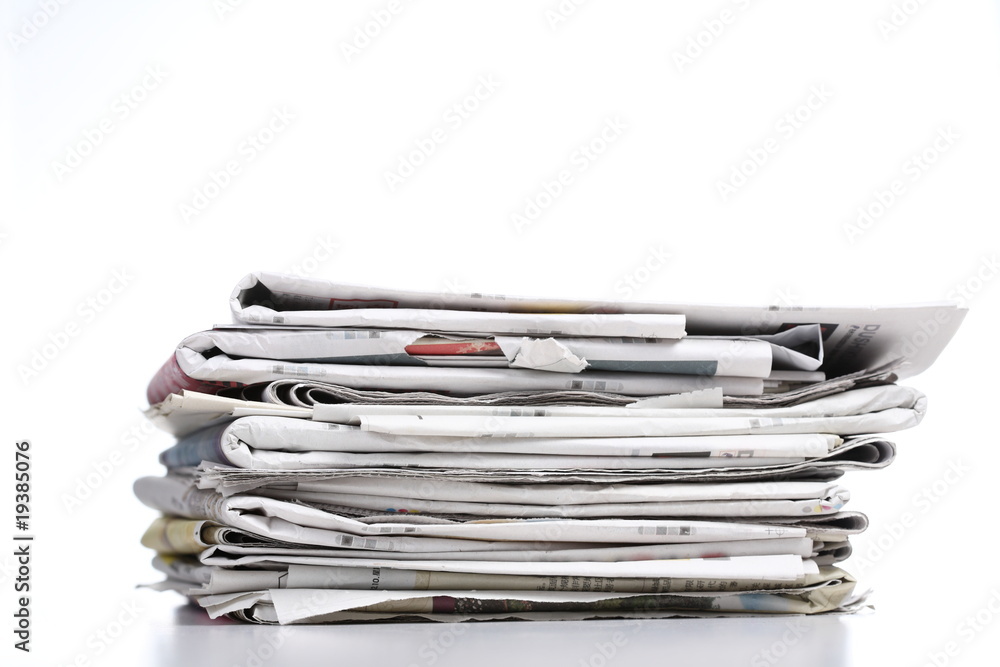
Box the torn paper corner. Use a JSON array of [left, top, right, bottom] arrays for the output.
[[508, 338, 589, 374], [627, 387, 724, 409]]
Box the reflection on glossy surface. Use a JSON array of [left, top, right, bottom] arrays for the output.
[[147, 593, 853, 667]]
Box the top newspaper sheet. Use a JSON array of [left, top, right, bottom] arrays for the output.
[[230, 272, 966, 379]]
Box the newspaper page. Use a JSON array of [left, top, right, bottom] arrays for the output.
[[193, 554, 816, 596], [134, 475, 812, 549], [229, 272, 965, 379], [180, 327, 807, 377], [195, 536, 819, 565], [194, 436, 895, 487], [148, 347, 764, 405], [198, 568, 857, 623]]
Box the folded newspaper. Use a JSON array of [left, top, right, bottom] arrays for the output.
[[135, 272, 964, 623]]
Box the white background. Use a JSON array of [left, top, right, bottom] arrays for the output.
[[3, 1, 1000, 666]]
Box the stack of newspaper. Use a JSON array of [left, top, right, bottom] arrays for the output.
[[135, 272, 964, 623]]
